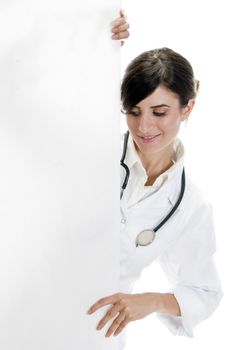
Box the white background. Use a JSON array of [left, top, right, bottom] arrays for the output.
[[120, 0, 232, 349]]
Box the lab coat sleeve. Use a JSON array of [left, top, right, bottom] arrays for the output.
[[156, 202, 223, 337]]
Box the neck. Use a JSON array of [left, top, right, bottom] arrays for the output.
[[134, 141, 174, 177]]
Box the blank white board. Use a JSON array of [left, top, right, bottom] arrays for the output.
[[0, 1, 121, 349]]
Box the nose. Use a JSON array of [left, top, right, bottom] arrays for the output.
[[138, 114, 156, 134]]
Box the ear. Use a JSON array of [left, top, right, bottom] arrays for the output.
[[181, 99, 196, 121]]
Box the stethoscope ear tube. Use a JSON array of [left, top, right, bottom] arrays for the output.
[[120, 130, 130, 200], [120, 130, 130, 164], [120, 162, 129, 199], [152, 167, 185, 232]]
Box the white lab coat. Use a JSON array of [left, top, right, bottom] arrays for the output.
[[119, 131, 223, 345]]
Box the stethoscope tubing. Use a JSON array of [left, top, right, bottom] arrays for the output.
[[120, 130, 185, 236]]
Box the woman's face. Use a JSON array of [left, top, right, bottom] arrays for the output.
[[126, 84, 195, 156]]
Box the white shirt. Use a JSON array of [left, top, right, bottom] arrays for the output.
[[119, 131, 223, 342]]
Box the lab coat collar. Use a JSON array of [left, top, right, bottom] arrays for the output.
[[122, 131, 185, 206]]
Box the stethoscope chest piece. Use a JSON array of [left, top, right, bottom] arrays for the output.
[[135, 229, 156, 247]]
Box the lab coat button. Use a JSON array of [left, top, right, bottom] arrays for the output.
[[121, 218, 126, 224]]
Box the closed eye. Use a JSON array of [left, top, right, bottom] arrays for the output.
[[153, 112, 166, 116], [128, 111, 166, 117]]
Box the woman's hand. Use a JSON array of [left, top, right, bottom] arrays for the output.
[[87, 292, 160, 337], [110, 9, 130, 47]]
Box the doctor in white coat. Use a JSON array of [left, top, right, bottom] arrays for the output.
[[87, 11, 223, 347]]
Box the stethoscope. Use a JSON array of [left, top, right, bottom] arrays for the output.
[[120, 130, 185, 247]]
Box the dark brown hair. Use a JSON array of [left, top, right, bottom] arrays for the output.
[[121, 47, 199, 113]]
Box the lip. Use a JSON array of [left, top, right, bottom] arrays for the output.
[[139, 134, 161, 143]]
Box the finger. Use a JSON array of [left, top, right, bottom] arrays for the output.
[[105, 312, 127, 337], [120, 9, 125, 17], [110, 16, 128, 28], [112, 30, 130, 40], [96, 303, 121, 330], [112, 22, 130, 34], [113, 318, 129, 336], [88, 293, 120, 313]]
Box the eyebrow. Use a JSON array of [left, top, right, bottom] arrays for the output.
[[134, 104, 170, 108]]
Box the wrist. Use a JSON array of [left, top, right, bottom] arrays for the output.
[[144, 292, 164, 313], [146, 292, 181, 317]]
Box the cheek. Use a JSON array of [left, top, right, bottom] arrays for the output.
[[126, 117, 137, 130], [162, 115, 181, 132]]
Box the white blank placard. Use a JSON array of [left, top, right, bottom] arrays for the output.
[[0, 1, 120, 349]]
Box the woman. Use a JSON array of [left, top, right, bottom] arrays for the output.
[[87, 9, 223, 345]]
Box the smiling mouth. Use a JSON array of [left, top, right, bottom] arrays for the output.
[[139, 134, 161, 140], [137, 134, 161, 144]]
